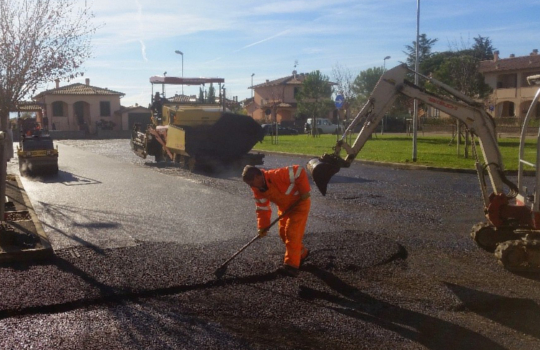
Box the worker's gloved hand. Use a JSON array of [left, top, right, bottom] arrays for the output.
[[258, 228, 268, 238], [300, 192, 311, 200]]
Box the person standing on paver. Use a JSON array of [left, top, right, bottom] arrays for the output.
[[242, 165, 311, 277]]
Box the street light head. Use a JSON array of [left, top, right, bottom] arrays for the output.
[[175, 50, 183, 55], [384, 56, 391, 60], [251, 73, 255, 77]]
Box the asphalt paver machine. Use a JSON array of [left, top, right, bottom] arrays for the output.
[[130, 75, 264, 172]]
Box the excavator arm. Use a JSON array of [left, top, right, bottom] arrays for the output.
[[307, 64, 540, 272], [308, 64, 510, 203]]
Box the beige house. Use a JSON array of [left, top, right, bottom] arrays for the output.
[[33, 78, 125, 134], [246, 71, 334, 126], [479, 49, 540, 119]]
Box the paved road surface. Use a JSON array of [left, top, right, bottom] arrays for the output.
[[0, 139, 538, 349]]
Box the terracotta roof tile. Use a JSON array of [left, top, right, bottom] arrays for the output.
[[479, 54, 540, 73], [118, 105, 150, 113], [253, 73, 307, 88], [34, 83, 125, 98]]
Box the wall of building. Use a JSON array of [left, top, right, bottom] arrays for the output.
[[481, 50, 540, 119], [38, 94, 122, 134]]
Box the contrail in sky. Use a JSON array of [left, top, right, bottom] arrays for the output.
[[236, 30, 291, 52], [135, 0, 148, 61], [139, 40, 148, 62]]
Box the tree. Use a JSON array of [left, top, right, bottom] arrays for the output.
[[352, 67, 384, 105], [332, 63, 359, 123], [332, 63, 356, 105], [472, 35, 496, 61], [403, 34, 439, 73], [207, 83, 216, 103], [422, 35, 495, 100], [199, 87, 205, 102], [0, 0, 96, 220], [431, 55, 492, 99], [296, 71, 335, 137]]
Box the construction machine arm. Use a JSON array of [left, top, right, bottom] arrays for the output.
[[309, 64, 509, 200]]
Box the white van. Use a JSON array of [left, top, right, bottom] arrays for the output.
[[304, 118, 340, 134]]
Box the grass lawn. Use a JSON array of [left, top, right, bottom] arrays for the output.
[[253, 133, 538, 172]]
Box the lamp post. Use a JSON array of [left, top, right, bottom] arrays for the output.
[[383, 55, 391, 70], [380, 56, 391, 135], [175, 50, 183, 94], [251, 73, 255, 98], [413, 0, 420, 162]]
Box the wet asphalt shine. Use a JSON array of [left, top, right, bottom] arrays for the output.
[[1, 139, 540, 349]]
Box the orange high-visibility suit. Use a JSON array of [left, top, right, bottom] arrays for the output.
[[250, 165, 311, 268]]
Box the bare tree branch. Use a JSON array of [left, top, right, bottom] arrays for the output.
[[0, 0, 97, 222]]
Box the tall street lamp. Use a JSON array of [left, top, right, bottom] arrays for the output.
[[383, 56, 391, 70], [251, 73, 255, 98], [175, 50, 184, 94], [413, 0, 420, 162]]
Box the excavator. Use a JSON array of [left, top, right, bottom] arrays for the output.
[[308, 63, 540, 272]]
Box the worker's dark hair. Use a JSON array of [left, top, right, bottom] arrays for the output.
[[242, 165, 262, 182]]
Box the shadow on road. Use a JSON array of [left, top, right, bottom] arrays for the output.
[[32, 170, 102, 186], [299, 265, 506, 350], [446, 282, 540, 340]]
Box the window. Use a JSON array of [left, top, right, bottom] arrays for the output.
[[100, 101, 111, 116], [52, 101, 64, 116]]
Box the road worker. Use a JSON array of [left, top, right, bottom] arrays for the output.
[[242, 165, 311, 277]]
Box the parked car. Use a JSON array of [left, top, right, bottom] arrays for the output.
[[261, 124, 299, 136], [304, 118, 341, 134]]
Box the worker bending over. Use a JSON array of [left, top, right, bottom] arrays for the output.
[[242, 165, 311, 277]]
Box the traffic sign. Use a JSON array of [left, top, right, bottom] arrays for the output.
[[335, 94, 344, 109]]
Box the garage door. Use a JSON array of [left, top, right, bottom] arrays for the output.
[[128, 112, 152, 131]]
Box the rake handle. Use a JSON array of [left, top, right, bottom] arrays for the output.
[[217, 198, 303, 270]]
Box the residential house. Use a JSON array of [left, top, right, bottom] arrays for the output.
[[115, 105, 152, 131], [479, 49, 540, 120], [246, 71, 334, 127], [33, 78, 125, 134]]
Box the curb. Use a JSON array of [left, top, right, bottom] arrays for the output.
[[0, 175, 54, 263], [258, 150, 535, 176]]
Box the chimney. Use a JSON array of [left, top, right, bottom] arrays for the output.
[[532, 49, 539, 56], [292, 70, 297, 79], [55, 79, 60, 88], [494, 50, 499, 62], [85, 78, 90, 86]]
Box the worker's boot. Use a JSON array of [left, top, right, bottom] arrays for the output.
[[300, 248, 310, 267]]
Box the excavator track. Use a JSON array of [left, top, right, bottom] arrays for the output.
[[470, 222, 515, 252], [495, 239, 540, 272]]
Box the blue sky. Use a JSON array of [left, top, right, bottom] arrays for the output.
[[53, 0, 540, 107]]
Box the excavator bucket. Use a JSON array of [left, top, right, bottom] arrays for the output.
[[307, 156, 341, 196]]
